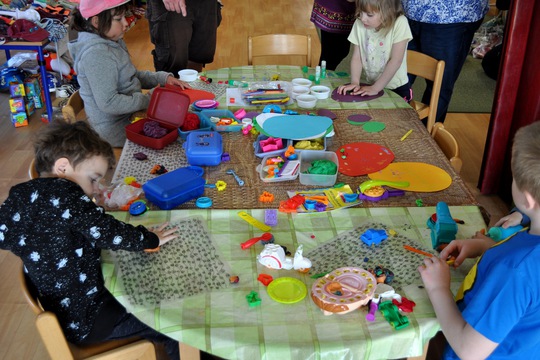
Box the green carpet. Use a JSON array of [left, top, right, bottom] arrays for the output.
[[336, 50, 496, 113]]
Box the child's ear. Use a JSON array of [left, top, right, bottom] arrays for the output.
[[524, 191, 539, 210], [90, 16, 99, 29], [53, 158, 71, 177]]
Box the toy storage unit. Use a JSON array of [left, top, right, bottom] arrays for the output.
[[142, 166, 205, 210], [125, 87, 190, 149], [254, 134, 293, 158], [199, 109, 242, 132], [257, 154, 300, 183], [299, 151, 339, 186], [178, 113, 213, 140], [183, 131, 223, 166]]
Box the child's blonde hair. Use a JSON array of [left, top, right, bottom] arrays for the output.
[[355, 0, 404, 33], [512, 121, 540, 204]]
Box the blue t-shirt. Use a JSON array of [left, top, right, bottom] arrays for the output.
[[444, 231, 540, 359], [402, 0, 490, 24]]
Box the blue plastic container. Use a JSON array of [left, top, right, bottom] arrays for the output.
[[199, 109, 242, 132], [142, 166, 205, 210], [178, 113, 212, 140], [183, 131, 223, 166]]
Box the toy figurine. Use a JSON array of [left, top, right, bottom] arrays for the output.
[[257, 244, 311, 272]]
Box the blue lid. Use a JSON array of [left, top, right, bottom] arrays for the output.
[[142, 166, 205, 199]]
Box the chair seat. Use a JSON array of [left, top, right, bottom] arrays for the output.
[[410, 100, 429, 120]]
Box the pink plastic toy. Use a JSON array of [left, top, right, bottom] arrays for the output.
[[260, 137, 284, 152]]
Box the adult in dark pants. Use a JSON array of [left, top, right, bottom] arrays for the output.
[[402, 0, 490, 124], [146, 0, 222, 74], [310, 0, 356, 71]]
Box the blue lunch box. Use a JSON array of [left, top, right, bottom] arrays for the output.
[[142, 166, 205, 210], [183, 131, 223, 166]]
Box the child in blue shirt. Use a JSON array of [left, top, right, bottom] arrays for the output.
[[419, 121, 540, 359]]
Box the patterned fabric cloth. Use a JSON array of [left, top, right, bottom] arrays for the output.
[[402, 0, 490, 24], [0, 178, 159, 342], [310, 0, 357, 34], [348, 15, 412, 89]]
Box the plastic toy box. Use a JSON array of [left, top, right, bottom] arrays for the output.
[[199, 109, 242, 132], [125, 87, 190, 149], [299, 151, 339, 186], [183, 131, 223, 166], [257, 153, 300, 183], [254, 134, 292, 158], [142, 166, 205, 210], [178, 113, 212, 140]]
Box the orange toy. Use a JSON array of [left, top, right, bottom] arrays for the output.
[[259, 191, 274, 202]]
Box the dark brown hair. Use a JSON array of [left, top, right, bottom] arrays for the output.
[[33, 120, 115, 176], [69, 3, 131, 38]]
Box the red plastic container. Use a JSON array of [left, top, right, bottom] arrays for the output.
[[125, 87, 190, 149]]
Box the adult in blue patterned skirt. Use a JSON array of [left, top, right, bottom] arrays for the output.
[[402, 0, 490, 123]]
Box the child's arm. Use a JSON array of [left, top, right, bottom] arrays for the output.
[[419, 257, 499, 359], [337, 45, 363, 95], [439, 234, 495, 267], [493, 208, 529, 228], [357, 39, 408, 96]]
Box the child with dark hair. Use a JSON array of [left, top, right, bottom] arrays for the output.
[[68, 0, 190, 147], [0, 120, 180, 359], [420, 121, 540, 359]]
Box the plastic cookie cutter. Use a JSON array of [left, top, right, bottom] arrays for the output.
[[226, 169, 244, 186], [359, 180, 410, 194]]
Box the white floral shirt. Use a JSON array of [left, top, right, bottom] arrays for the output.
[[402, 0, 490, 24]]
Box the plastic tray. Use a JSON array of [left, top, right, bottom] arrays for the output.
[[199, 109, 242, 132], [292, 136, 327, 153], [254, 134, 292, 158], [257, 153, 300, 183], [178, 113, 212, 140]]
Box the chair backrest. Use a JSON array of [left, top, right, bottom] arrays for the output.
[[248, 34, 314, 67], [406, 50, 445, 133], [431, 123, 462, 173], [19, 266, 156, 360], [28, 158, 39, 179], [62, 89, 86, 123]]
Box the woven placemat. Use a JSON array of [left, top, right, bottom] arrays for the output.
[[112, 108, 476, 210]]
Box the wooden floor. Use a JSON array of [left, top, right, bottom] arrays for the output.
[[0, 1, 508, 359]]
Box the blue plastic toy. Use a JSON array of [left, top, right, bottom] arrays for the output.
[[360, 229, 388, 246], [487, 225, 523, 241], [427, 202, 458, 249]]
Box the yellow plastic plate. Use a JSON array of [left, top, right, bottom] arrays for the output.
[[267, 277, 307, 304]]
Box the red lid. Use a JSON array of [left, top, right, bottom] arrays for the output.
[[147, 87, 191, 127]]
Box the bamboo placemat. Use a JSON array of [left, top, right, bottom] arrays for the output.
[[112, 108, 477, 209]]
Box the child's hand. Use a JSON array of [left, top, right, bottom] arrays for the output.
[[166, 75, 191, 90], [356, 85, 381, 96], [337, 83, 359, 95], [493, 211, 523, 228], [439, 234, 495, 268], [150, 222, 179, 246], [418, 256, 451, 294]]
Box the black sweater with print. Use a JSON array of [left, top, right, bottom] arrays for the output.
[[0, 178, 159, 342]]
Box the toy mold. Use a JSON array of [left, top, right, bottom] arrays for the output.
[[311, 267, 376, 315]]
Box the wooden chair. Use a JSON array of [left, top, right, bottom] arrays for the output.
[[407, 50, 445, 133], [62, 89, 86, 123], [19, 265, 157, 360], [248, 34, 314, 67], [431, 122, 463, 174]]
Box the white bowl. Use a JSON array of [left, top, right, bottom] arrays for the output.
[[291, 85, 310, 100], [296, 94, 317, 109], [178, 69, 198, 82], [291, 78, 312, 87], [310, 85, 331, 99]]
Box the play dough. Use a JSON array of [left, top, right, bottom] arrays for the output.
[[337, 142, 395, 176], [331, 86, 384, 102], [368, 162, 452, 192]]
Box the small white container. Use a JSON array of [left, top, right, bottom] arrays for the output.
[[178, 69, 198, 82], [310, 85, 331, 99], [291, 78, 312, 87], [296, 94, 317, 109], [291, 85, 310, 100], [299, 151, 339, 186]]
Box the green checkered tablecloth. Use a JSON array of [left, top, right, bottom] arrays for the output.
[[103, 206, 486, 360], [194, 65, 412, 110]]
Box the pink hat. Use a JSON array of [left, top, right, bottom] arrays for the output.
[[79, 0, 131, 19]]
